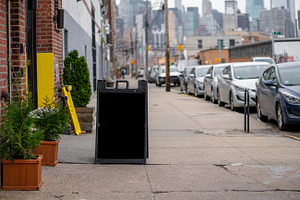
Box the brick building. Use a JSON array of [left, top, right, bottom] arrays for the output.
[[0, 0, 64, 117], [1, 0, 115, 121]]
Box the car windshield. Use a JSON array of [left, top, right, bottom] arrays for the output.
[[196, 68, 209, 77], [151, 67, 158, 72], [185, 68, 192, 75], [170, 67, 178, 72], [214, 67, 225, 77], [160, 66, 166, 73], [254, 59, 275, 64], [160, 66, 178, 73], [234, 65, 269, 79], [279, 66, 300, 86]]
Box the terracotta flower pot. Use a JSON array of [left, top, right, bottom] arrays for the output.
[[1, 155, 43, 191], [34, 140, 60, 166]]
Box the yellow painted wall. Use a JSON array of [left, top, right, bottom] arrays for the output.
[[37, 53, 54, 107]]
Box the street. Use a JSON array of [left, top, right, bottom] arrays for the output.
[[0, 78, 299, 200]]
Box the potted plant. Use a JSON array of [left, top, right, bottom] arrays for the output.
[[30, 96, 70, 166], [63, 50, 94, 133], [0, 93, 44, 190]]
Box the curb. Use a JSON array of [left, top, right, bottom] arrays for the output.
[[284, 134, 300, 141]]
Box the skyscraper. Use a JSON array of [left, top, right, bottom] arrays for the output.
[[246, 0, 264, 19], [271, 0, 295, 37], [187, 7, 200, 36], [119, 0, 149, 29], [272, 0, 295, 21], [202, 0, 213, 17], [260, 7, 294, 37], [175, 0, 183, 12], [224, 0, 238, 31]]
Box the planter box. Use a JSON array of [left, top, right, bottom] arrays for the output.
[[72, 106, 95, 133], [1, 155, 43, 190], [35, 140, 60, 166]]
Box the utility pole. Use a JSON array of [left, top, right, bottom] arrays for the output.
[[219, 40, 221, 63], [164, 0, 170, 92], [135, 25, 138, 79], [270, 0, 274, 58], [130, 31, 134, 77], [295, 19, 298, 38], [145, 0, 149, 80]]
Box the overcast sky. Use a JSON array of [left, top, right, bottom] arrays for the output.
[[116, 0, 300, 18]]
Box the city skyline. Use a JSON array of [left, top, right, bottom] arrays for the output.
[[116, 0, 300, 19]]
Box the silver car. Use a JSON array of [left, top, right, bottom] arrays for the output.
[[217, 62, 270, 111], [187, 65, 210, 97], [251, 57, 276, 64], [179, 66, 193, 93], [155, 65, 181, 86], [203, 63, 228, 103], [149, 66, 158, 83]]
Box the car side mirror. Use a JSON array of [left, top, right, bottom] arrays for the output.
[[222, 74, 231, 80], [264, 80, 277, 87], [205, 74, 211, 78], [189, 74, 195, 78]]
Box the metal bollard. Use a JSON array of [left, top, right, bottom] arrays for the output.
[[244, 90, 250, 133]]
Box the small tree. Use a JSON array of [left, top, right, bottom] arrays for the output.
[[63, 50, 92, 107], [0, 70, 43, 160]]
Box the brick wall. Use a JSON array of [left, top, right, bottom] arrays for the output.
[[37, 0, 63, 88], [0, 0, 7, 118], [10, 0, 26, 94], [198, 50, 229, 65]]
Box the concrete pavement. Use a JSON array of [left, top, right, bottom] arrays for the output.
[[0, 76, 299, 200]]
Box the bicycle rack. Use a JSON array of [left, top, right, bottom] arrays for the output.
[[244, 89, 250, 133]]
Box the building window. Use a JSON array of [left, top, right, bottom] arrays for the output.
[[229, 39, 235, 47], [218, 39, 224, 48], [198, 40, 202, 49]]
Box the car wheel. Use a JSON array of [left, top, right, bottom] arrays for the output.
[[217, 90, 224, 106], [187, 86, 192, 95], [256, 99, 268, 122], [277, 103, 287, 131], [230, 92, 237, 111], [204, 87, 209, 100], [156, 79, 161, 87], [211, 89, 217, 104], [185, 84, 188, 94], [194, 86, 199, 97]]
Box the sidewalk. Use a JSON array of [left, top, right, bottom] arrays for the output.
[[0, 76, 299, 200]]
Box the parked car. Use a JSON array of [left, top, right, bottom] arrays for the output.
[[203, 63, 228, 103], [149, 66, 158, 83], [217, 62, 270, 110], [155, 65, 181, 86], [138, 68, 144, 77], [186, 65, 210, 97], [252, 57, 276, 64], [256, 61, 300, 130], [179, 66, 193, 93]]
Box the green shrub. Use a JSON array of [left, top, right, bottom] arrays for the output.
[[29, 96, 70, 142], [0, 94, 43, 160], [63, 50, 92, 107]]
